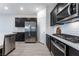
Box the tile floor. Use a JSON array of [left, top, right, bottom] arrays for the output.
[[8, 42, 51, 56]]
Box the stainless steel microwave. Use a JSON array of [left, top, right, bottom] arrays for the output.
[[57, 3, 79, 23]]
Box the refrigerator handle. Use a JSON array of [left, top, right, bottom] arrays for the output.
[[28, 25, 31, 37]]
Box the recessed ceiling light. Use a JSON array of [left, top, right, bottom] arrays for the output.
[[4, 6, 8, 10], [20, 7, 24, 11], [36, 8, 39, 11]]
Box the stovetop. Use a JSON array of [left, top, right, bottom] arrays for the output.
[[53, 34, 79, 43]]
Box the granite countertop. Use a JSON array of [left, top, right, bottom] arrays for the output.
[[0, 32, 15, 49], [47, 32, 79, 51]]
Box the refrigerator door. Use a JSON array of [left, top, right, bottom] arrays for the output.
[[25, 22, 31, 36], [30, 22, 36, 31], [25, 21, 37, 43], [25, 22, 30, 32]]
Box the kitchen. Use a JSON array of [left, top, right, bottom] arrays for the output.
[[0, 3, 79, 56], [0, 3, 54, 56]]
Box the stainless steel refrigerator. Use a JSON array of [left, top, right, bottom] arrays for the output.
[[25, 21, 37, 43]]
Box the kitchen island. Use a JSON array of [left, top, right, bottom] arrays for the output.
[[0, 32, 15, 56]]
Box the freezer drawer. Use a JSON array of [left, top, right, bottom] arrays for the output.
[[25, 32, 37, 43]]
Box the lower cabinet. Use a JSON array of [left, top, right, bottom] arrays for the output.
[[66, 46, 79, 56], [46, 34, 51, 51], [0, 49, 2, 56], [46, 34, 79, 56], [16, 32, 25, 41]]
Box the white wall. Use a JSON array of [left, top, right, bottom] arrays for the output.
[[37, 8, 46, 44], [37, 4, 57, 44], [46, 4, 57, 33], [0, 15, 14, 32], [0, 14, 36, 33], [51, 18, 79, 36]]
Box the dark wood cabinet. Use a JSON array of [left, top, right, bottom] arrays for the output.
[[50, 3, 67, 26], [50, 12, 57, 26], [66, 46, 79, 56], [50, 5, 58, 26], [46, 34, 51, 51], [15, 18, 25, 27], [15, 18, 37, 27], [0, 49, 2, 56], [46, 34, 79, 56], [16, 32, 25, 41]]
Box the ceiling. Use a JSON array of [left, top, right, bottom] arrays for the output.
[[0, 3, 55, 15]]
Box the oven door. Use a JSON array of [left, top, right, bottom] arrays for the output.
[[51, 40, 66, 56]]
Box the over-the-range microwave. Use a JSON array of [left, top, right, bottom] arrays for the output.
[[57, 3, 79, 23]]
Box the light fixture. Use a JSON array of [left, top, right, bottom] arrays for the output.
[[36, 8, 39, 11], [4, 6, 8, 10], [20, 7, 24, 11]]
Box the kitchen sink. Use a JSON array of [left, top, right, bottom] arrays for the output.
[[53, 34, 79, 43]]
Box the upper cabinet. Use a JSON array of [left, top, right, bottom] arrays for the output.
[[15, 18, 25, 27], [15, 18, 37, 27], [50, 3, 79, 26], [50, 5, 58, 26]]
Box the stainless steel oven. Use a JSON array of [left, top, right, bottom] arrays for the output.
[[51, 39, 66, 56]]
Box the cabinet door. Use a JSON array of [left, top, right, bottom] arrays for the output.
[[50, 5, 58, 26], [68, 46, 79, 56], [51, 40, 55, 55], [0, 49, 2, 56], [16, 33, 24, 41], [15, 18, 25, 27], [50, 11, 57, 26], [46, 34, 51, 51], [46, 34, 48, 48]]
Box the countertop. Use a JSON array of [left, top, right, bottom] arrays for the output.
[[0, 32, 15, 49], [47, 31, 79, 51]]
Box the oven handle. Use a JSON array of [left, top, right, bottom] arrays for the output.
[[68, 3, 71, 16]]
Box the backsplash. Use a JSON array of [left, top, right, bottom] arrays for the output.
[[51, 18, 79, 36]]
